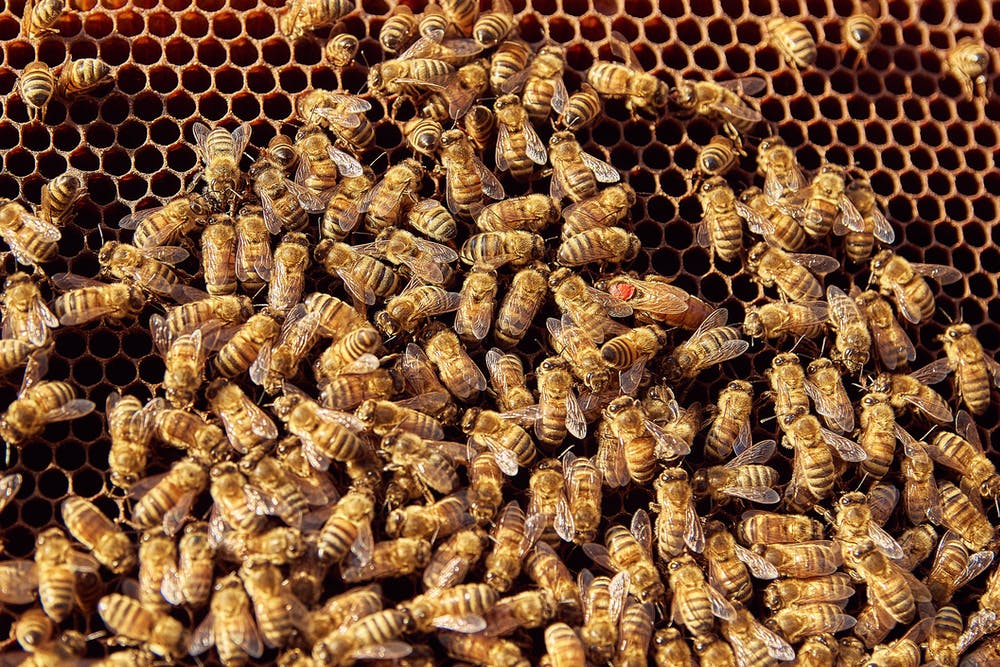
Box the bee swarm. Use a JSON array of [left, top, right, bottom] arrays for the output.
[[0, 0, 998, 666]]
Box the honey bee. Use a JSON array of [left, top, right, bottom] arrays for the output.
[[747, 242, 840, 302], [702, 380, 752, 460], [418, 325, 486, 402], [492, 94, 547, 181], [692, 438, 781, 505], [721, 605, 796, 666], [325, 32, 360, 68], [756, 135, 807, 201], [381, 429, 458, 501], [136, 531, 177, 615], [152, 324, 205, 409], [743, 301, 828, 343], [281, 395, 372, 474], [894, 429, 942, 526], [946, 37, 990, 99], [355, 228, 458, 286], [217, 524, 306, 566], [460, 231, 545, 271], [36, 172, 84, 227], [0, 528, 91, 620], [206, 380, 278, 455], [0, 199, 60, 268], [601, 324, 666, 391], [558, 227, 641, 268], [805, 357, 855, 433], [312, 609, 412, 667], [490, 37, 532, 92], [527, 458, 574, 546], [663, 307, 748, 382], [671, 77, 765, 141], [438, 128, 506, 217], [501, 44, 567, 123], [926, 410, 1000, 499], [755, 540, 841, 581], [869, 249, 962, 324], [782, 410, 866, 510], [938, 323, 1000, 416], [490, 264, 547, 347], [853, 289, 916, 370], [268, 232, 310, 315], [763, 572, 855, 614], [198, 217, 237, 296], [598, 273, 711, 331], [928, 532, 993, 610], [161, 521, 214, 608], [558, 83, 603, 130], [652, 628, 696, 666], [131, 459, 208, 537], [704, 520, 780, 605], [98, 241, 196, 301], [538, 622, 586, 667], [398, 582, 497, 634], [842, 538, 927, 625], [578, 569, 628, 664], [768, 603, 858, 644], [694, 176, 744, 263], [549, 267, 632, 342], [738, 185, 809, 251], [842, 173, 894, 262], [279, 0, 355, 41], [296, 123, 365, 185], [209, 462, 269, 534], [824, 284, 871, 373], [401, 199, 456, 243], [239, 557, 299, 650], [315, 484, 375, 564], [11, 606, 59, 654], [560, 452, 602, 546], [439, 632, 527, 667], [345, 159, 424, 234], [57, 57, 112, 97], [468, 0, 512, 46], [189, 573, 264, 667], [546, 315, 610, 393], [0, 366, 95, 457], [668, 552, 737, 637], [422, 526, 488, 590], [213, 312, 280, 379], [322, 168, 377, 240], [767, 17, 817, 68], [480, 588, 556, 637], [249, 158, 317, 235], [548, 131, 620, 202], [586, 510, 664, 603], [98, 593, 189, 661], [315, 240, 400, 309], [585, 32, 668, 116], [191, 122, 250, 213], [357, 398, 445, 441], [403, 116, 443, 159], [232, 206, 273, 289], [0, 338, 34, 378], [738, 510, 824, 545], [595, 399, 660, 487], [118, 193, 210, 250], [764, 352, 809, 429], [368, 56, 456, 100], [163, 294, 252, 341], [342, 537, 432, 583], [0, 273, 56, 348], [450, 264, 497, 342], [59, 495, 135, 575], [831, 491, 904, 561], [482, 502, 542, 593], [463, 407, 536, 475], [151, 400, 227, 464], [21, 0, 65, 38], [870, 361, 954, 424], [926, 604, 962, 667], [534, 356, 588, 446], [18, 61, 56, 123], [695, 134, 743, 179], [380, 5, 418, 52], [937, 481, 994, 551], [558, 186, 633, 241], [467, 451, 505, 524], [484, 348, 532, 413], [794, 163, 866, 239]]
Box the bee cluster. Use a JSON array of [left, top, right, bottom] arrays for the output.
[[0, 0, 998, 665]]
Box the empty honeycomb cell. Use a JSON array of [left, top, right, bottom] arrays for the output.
[[179, 11, 210, 39], [279, 67, 308, 94], [246, 65, 277, 94], [129, 36, 163, 65], [197, 39, 226, 67], [789, 97, 816, 121], [37, 152, 68, 180], [548, 16, 576, 42], [947, 123, 971, 146], [0, 175, 17, 199], [263, 38, 292, 66], [105, 356, 139, 386], [72, 468, 105, 498], [84, 174, 117, 207], [36, 468, 68, 501], [151, 171, 183, 197], [651, 246, 680, 275], [20, 440, 53, 472], [5, 148, 35, 177], [163, 37, 195, 66], [182, 65, 212, 95], [101, 148, 131, 177], [198, 91, 229, 120], [262, 93, 292, 121], [643, 16, 670, 43], [865, 120, 888, 145], [892, 122, 916, 146], [215, 67, 245, 94], [116, 9, 144, 36], [795, 144, 821, 170], [927, 171, 952, 196], [55, 437, 89, 472], [133, 146, 164, 175], [693, 44, 721, 70], [85, 123, 115, 150], [675, 17, 702, 46], [231, 92, 261, 121], [85, 12, 114, 38], [609, 145, 638, 171], [38, 39, 68, 66], [212, 11, 242, 39], [935, 220, 960, 247], [610, 16, 639, 42], [21, 124, 52, 152], [936, 147, 960, 170]]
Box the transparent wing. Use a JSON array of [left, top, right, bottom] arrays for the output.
[[821, 428, 868, 462], [725, 439, 776, 468], [910, 262, 963, 284], [522, 120, 548, 164], [579, 151, 621, 183], [734, 544, 780, 579], [789, 252, 840, 274]]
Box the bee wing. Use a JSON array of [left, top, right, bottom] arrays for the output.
[[230, 123, 251, 158], [706, 585, 737, 620], [630, 508, 652, 553], [0, 560, 38, 604], [909, 262, 963, 284], [138, 245, 189, 265], [804, 380, 855, 434], [118, 204, 164, 230], [188, 612, 217, 656], [40, 398, 95, 423], [888, 280, 924, 324], [870, 208, 895, 243], [712, 97, 764, 124], [471, 157, 506, 200], [836, 195, 866, 232], [788, 252, 840, 274], [522, 120, 548, 165], [472, 434, 519, 476], [956, 549, 996, 591], [412, 236, 460, 264], [564, 388, 588, 439], [162, 488, 200, 537], [191, 121, 211, 155], [554, 496, 576, 543], [764, 168, 807, 204], [909, 357, 952, 386], [597, 430, 629, 489], [434, 615, 487, 633], [335, 266, 377, 306], [694, 218, 712, 249], [752, 621, 796, 662], [725, 439, 777, 468], [499, 66, 531, 94], [719, 76, 767, 96], [644, 419, 691, 460], [618, 361, 646, 395], [327, 145, 364, 178], [0, 473, 21, 511], [870, 321, 916, 370], [310, 106, 362, 129], [579, 151, 621, 183], [550, 77, 568, 114], [351, 643, 414, 661], [585, 285, 633, 318], [685, 502, 705, 553], [582, 541, 616, 573], [285, 177, 332, 214], [735, 200, 775, 237], [868, 523, 904, 560], [820, 428, 868, 462], [734, 543, 780, 579], [494, 121, 512, 172]]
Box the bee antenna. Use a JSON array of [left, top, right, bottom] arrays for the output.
[[789, 335, 806, 353]]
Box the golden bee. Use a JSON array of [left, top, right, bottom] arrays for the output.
[[239, 557, 298, 650], [927, 605, 963, 667], [692, 438, 781, 505], [0, 339, 33, 378], [586, 33, 668, 116], [325, 32, 360, 68], [98, 593, 189, 661], [763, 572, 855, 613], [737, 510, 824, 545], [559, 82, 603, 130], [131, 459, 207, 537], [671, 77, 765, 141], [57, 57, 112, 97], [189, 573, 264, 667], [783, 409, 867, 510], [314, 326, 382, 385], [647, 467, 703, 559], [268, 232, 310, 316], [398, 582, 497, 634], [483, 501, 543, 593], [403, 198, 457, 242], [355, 227, 458, 286], [668, 552, 737, 637], [419, 325, 486, 402], [312, 608, 411, 667], [663, 307, 748, 382], [321, 168, 377, 240], [869, 249, 962, 324], [199, 216, 237, 296], [501, 44, 568, 123], [18, 61, 56, 123], [0, 527, 95, 621], [926, 410, 1000, 497], [539, 622, 586, 667], [21, 0, 66, 38], [438, 128, 506, 217], [756, 135, 808, 202], [765, 352, 809, 430], [702, 380, 752, 460], [230, 206, 272, 290], [209, 462, 269, 534], [297, 122, 366, 183], [557, 227, 641, 268], [481, 588, 556, 637], [743, 300, 827, 342], [357, 397, 445, 440], [559, 185, 633, 241], [249, 158, 316, 235], [36, 171, 84, 227], [279, 0, 355, 41], [842, 538, 926, 624], [578, 569, 628, 664], [160, 521, 213, 608], [946, 37, 990, 99], [341, 537, 432, 583], [151, 401, 227, 465], [192, 122, 250, 213], [824, 284, 871, 374], [585, 510, 664, 603], [59, 496, 135, 575], [548, 131, 620, 202], [695, 175, 744, 263], [843, 10, 879, 66], [549, 267, 631, 342], [738, 185, 809, 251], [468, 450, 505, 524], [767, 17, 817, 68], [368, 56, 456, 100], [938, 322, 1000, 416], [853, 289, 916, 369], [453, 264, 496, 342], [747, 242, 839, 302], [439, 632, 528, 667], [722, 604, 796, 665], [0, 370, 95, 454], [601, 324, 666, 390], [1, 273, 57, 348], [403, 116, 443, 159], [527, 458, 574, 546], [493, 93, 547, 181], [767, 602, 857, 644], [805, 357, 855, 433], [462, 407, 536, 474], [534, 355, 588, 446], [380, 429, 458, 500], [492, 263, 547, 347], [843, 172, 895, 261], [485, 348, 533, 413], [460, 230, 545, 270], [795, 163, 866, 239], [380, 5, 418, 52], [696, 133, 743, 178], [422, 526, 488, 590], [937, 480, 994, 551], [136, 531, 177, 615], [214, 312, 281, 379], [471, 0, 513, 46], [0, 199, 61, 268], [547, 314, 611, 393], [869, 361, 954, 424], [560, 452, 602, 546], [98, 241, 196, 301], [206, 380, 278, 455], [346, 158, 424, 233], [704, 520, 780, 604], [315, 240, 400, 308], [315, 484, 375, 564], [119, 193, 209, 250], [830, 491, 904, 561], [895, 429, 942, 525], [490, 37, 532, 92]]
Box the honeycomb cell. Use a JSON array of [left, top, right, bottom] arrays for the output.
[[215, 67, 245, 94], [213, 11, 242, 39], [72, 468, 105, 497]]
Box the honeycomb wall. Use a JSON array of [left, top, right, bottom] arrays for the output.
[[0, 0, 998, 661]]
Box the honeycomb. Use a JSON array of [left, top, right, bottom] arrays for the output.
[[0, 0, 998, 662]]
